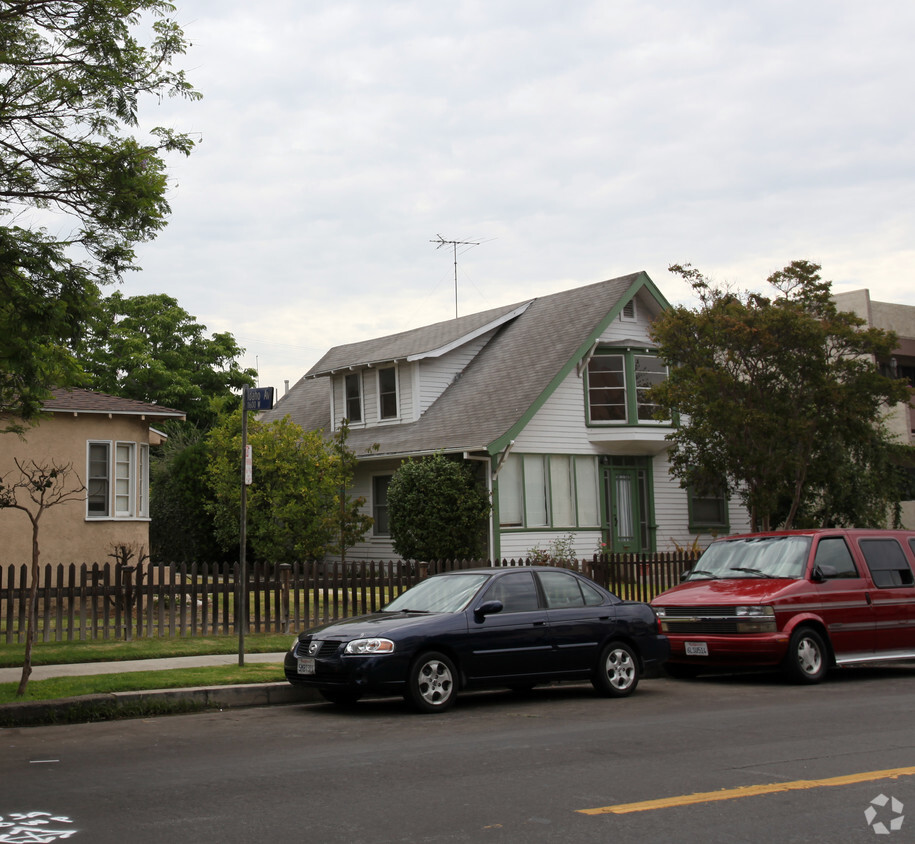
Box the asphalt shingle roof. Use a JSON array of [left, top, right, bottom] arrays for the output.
[[265, 272, 651, 458], [43, 389, 186, 419]]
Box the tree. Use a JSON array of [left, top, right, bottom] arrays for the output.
[[148, 425, 224, 564], [77, 291, 257, 429], [0, 1, 199, 423], [323, 421, 375, 564], [388, 453, 492, 561], [206, 412, 371, 564], [649, 260, 913, 531], [0, 459, 85, 696]]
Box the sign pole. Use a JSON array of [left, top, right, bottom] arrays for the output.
[[237, 386, 273, 667], [238, 387, 248, 666]]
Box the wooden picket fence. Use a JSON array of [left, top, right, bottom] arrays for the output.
[[0, 552, 699, 643]]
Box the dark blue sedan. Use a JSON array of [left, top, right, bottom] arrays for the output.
[[284, 566, 669, 712]]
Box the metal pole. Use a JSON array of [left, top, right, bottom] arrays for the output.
[[238, 388, 247, 666]]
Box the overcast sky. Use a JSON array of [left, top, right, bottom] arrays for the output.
[[126, 0, 915, 394]]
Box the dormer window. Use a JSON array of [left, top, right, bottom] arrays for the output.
[[345, 373, 362, 423], [378, 366, 398, 419]]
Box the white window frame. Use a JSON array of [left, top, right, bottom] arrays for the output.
[[377, 366, 399, 420], [344, 372, 363, 423], [138, 444, 150, 518], [114, 441, 135, 517], [86, 439, 149, 520], [372, 474, 392, 536], [87, 441, 111, 518]]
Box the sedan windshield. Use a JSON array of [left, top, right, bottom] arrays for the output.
[[687, 536, 812, 580], [383, 573, 491, 613]]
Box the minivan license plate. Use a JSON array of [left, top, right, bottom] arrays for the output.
[[685, 642, 709, 656], [297, 657, 315, 675]]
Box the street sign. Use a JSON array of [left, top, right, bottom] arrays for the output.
[[244, 386, 274, 411]]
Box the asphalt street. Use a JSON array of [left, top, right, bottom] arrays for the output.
[[2, 665, 915, 843]]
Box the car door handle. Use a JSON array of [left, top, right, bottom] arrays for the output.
[[532, 621, 547, 626], [865, 592, 872, 605]]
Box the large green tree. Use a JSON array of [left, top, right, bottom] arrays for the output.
[[388, 453, 491, 561], [650, 260, 913, 531], [0, 1, 199, 425], [149, 425, 223, 564], [206, 412, 371, 564], [78, 291, 257, 428]]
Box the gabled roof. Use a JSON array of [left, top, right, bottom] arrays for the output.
[[266, 271, 668, 459], [43, 388, 186, 420]]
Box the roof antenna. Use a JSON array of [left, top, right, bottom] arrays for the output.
[[430, 234, 481, 318]]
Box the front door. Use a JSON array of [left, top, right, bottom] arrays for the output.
[[602, 460, 653, 553]]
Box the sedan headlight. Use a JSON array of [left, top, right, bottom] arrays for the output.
[[344, 638, 396, 655]]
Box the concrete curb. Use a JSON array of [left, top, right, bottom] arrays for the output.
[[0, 683, 323, 728]]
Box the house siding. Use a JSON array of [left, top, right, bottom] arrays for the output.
[[0, 414, 153, 568]]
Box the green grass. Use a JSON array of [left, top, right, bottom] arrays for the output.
[[0, 633, 293, 669], [0, 663, 285, 706]]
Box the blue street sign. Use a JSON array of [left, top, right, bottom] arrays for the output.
[[244, 386, 274, 411]]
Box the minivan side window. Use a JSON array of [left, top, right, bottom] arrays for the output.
[[813, 537, 859, 579], [859, 539, 915, 588]]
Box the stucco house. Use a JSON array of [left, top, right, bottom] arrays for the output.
[[833, 289, 915, 527], [265, 272, 750, 562], [0, 389, 185, 568]]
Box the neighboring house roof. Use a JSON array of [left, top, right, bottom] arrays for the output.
[[42, 388, 186, 420], [266, 271, 667, 459]]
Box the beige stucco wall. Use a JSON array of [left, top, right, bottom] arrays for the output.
[[0, 413, 152, 568]]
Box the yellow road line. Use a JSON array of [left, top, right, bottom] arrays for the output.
[[578, 766, 915, 815]]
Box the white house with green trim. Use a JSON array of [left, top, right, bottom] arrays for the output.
[[264, 272, 750, 561]]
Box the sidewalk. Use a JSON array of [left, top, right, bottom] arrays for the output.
[[0, 652, 321, 727], [0, 651, 289, 683]]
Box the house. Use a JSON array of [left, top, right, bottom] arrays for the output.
[[0, 389, 185, 568], [264, 272, 751, 562], [833, 289, 915, 527]]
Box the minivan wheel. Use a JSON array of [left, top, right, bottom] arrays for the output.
[[405, 651, 457, 713], [592, 641, 639, 697], [783, 627, 828, 684]]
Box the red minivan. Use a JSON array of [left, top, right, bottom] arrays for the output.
[[651, 529, 915, 683]]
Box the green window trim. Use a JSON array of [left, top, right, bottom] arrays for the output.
[[496, 453, 601, 531], [585, 348, 670, 427]]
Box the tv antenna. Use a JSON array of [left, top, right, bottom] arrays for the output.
[[430, 234, 481, 318]]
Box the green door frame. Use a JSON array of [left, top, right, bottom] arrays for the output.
[[600, 457, 656, 553]]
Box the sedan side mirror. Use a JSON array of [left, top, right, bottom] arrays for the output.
[[473, 600, 503, 622]]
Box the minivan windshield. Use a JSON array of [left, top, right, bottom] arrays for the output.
[[687, 535, 812, 580], [383, 573, 490, 613]]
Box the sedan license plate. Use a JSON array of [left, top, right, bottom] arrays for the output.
[[297, 657, 315, 675], [685, 641, 709, 657]]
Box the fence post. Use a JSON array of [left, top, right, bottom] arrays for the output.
[[279, 563, 292, 633]]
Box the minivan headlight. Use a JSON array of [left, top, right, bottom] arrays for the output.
[[735, 605, 774, 618], [735, 605, 776, 633]]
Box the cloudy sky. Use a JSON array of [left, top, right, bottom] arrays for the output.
[[127, 0, 915, 394]]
